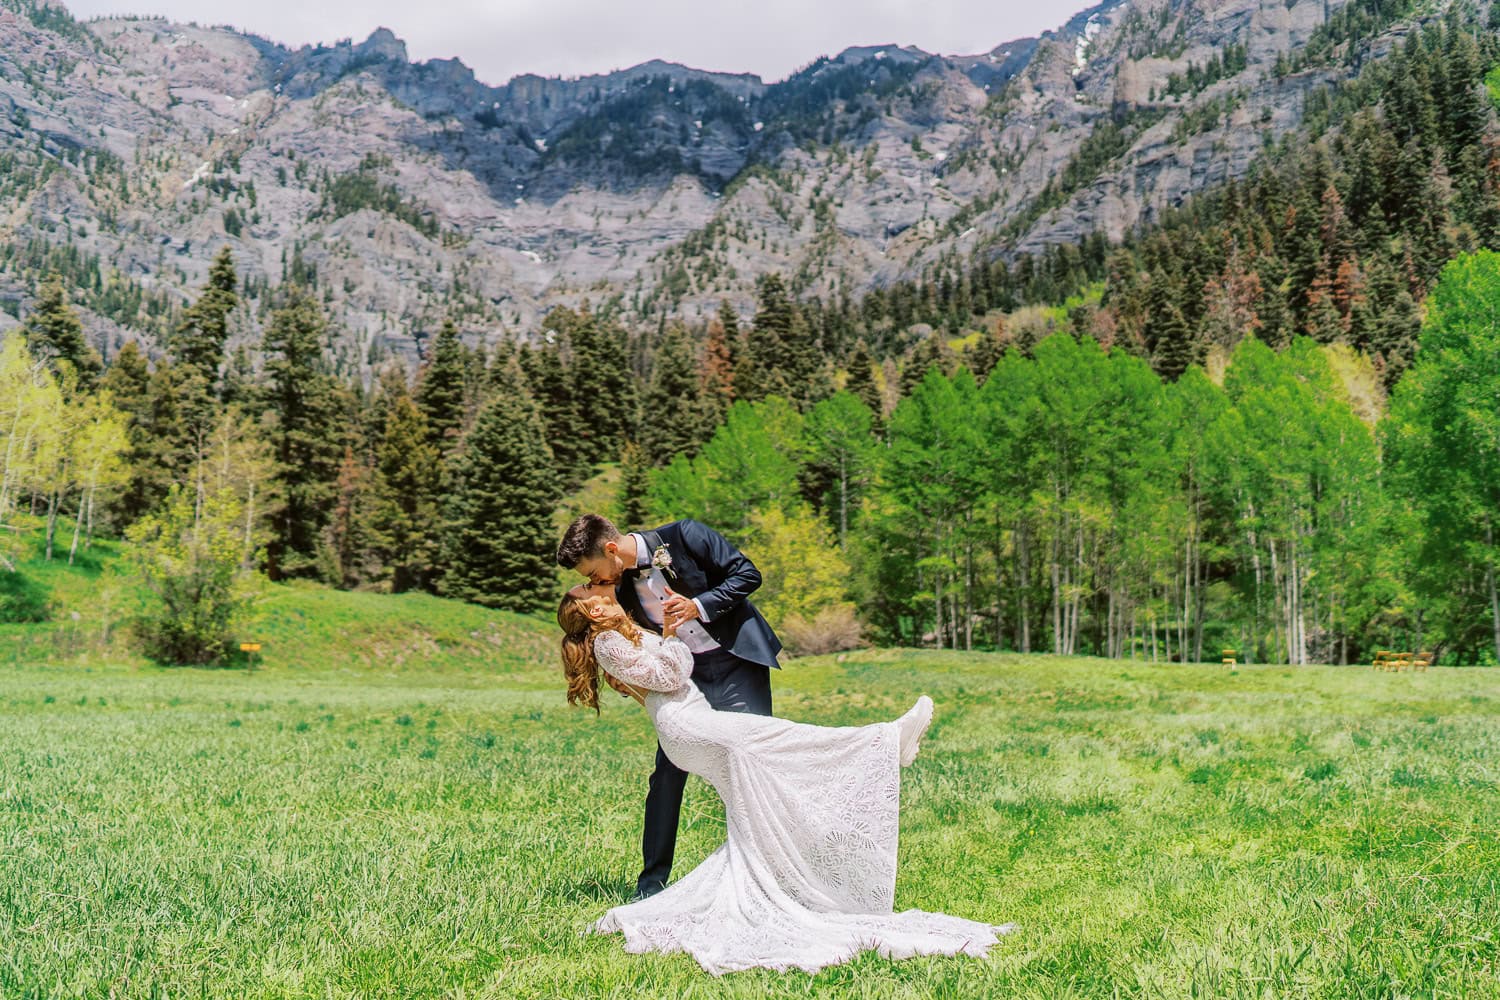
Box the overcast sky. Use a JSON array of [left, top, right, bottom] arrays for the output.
[[63, 0, 1088, 86]]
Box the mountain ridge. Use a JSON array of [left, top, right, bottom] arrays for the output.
[[0, 0, 1464, 370]]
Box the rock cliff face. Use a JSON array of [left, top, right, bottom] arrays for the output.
[[0, 0, 1451, 366]]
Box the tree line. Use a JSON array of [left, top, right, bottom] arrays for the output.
[[5, 14, 1500, 663]]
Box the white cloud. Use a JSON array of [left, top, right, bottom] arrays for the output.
[[63, 0, 1084, 85]]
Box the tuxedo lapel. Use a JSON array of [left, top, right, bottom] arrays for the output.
[[615, 572, 660, 635], [640, 526, 692, 595]]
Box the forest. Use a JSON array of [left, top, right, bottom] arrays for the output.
[[3, 18, 1500, 665]]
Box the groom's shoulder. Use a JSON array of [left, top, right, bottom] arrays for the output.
[[654, 519, 720, 548]]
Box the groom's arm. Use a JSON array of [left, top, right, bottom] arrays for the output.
[[679, 519, 761, 623]]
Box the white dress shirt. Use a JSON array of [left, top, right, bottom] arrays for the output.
[[630, 533, 720, 654]]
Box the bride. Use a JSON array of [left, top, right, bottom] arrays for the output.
[[558, 583, 1012, 975]]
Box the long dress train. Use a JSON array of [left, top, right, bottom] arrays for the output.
[[589, 629, 1012, 975]]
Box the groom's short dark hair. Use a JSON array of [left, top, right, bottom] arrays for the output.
[[556, 514, 623, 568]]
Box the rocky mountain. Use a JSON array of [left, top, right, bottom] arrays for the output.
[[0, 0, 1468, 369]]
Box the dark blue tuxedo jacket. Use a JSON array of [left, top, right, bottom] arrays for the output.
[[615, 519, 782, 670]]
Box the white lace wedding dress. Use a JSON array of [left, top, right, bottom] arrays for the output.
[[590, 629, 1012, 975]]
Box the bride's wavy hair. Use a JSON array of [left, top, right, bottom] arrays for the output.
[[558, 592, 643, 714]]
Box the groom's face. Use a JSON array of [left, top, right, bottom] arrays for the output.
[[575, 541, 627, 588]]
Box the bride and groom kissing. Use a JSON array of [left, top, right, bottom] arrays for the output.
[[554, 514, 1011, 975]]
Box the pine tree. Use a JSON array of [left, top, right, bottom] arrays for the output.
[[99, 340, 154, 525], [1151, 300, 1197, 381], [416, 317, 467, 455], [566, 306, 639, 460], [23, 273, 101, 389], [442, 357, 560, 612], [328, 444, 368, 588], [261, 287, 344, 581], [219, 345, 257, 409], [966, 321, 1008, 384], [638, 323, 705, 463], [899, 333, 950, 398], [615, 440, 653, 528], [741, 273, 795, 403], [843, 339, 884, 424], [699, 303, 738, 429], [367, 380, 442, 592], [741, 274, 830, 409], [518, 340, 589, 489], [174, 247, 238, 387]]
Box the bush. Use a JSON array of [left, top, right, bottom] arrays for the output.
[[0, 570, 51, 622], [127, 486, 261, 666], [778, 604, 865, 657]]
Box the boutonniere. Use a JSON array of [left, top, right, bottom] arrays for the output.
[[650, 543, 675, 581]]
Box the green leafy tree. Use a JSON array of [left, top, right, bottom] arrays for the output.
[[127, 484, 262, 665], [801, 391, 877, 548], [1386, 250, 1500, 662], [648, 397, 803, 532], [742, 504, 856, 641]]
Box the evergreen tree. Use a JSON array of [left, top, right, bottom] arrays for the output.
[[899, 333, 950, 398], [1151, 300, 1197, 381], [99, 340, 154, 525], [416, 317, 467, 455], [843, 339, 884, 420], [442, 357, 560, 612], [566, 307, 639, 461], [741, 274, 795, 403], [261, 287, 343, 581], [327, 443, 368, 588], [638, 323, 705, 463], [741, 274, 830, 409], [699, 304, 738, 429], [367, 382, 442, 592], [174, 247, 238, 387], [615, 440, 653, 528], [518, 339, 590, 489], [220, 345, 258, 409], [23, 273, 101, 389]]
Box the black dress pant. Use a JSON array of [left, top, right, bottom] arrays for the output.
[[638, 647, 773, 895]]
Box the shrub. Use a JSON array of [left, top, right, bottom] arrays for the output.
[[778, 603, 865, 658], [0, 569, 51, 622], [127, 486, 261, 665]]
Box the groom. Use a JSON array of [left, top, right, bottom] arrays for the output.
[[556, 514, 781, 899]]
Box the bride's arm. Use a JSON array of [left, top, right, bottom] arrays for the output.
[[594, 630, 693, 694], [602, 671, 649, 706]]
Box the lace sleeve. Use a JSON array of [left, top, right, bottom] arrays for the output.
[[594, 630, 692, 692]]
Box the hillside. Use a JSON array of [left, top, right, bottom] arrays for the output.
[[0, 516, 555, 673], [0, 0, 1462, 370]]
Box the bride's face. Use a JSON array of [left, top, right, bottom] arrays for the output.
[[568, 582, 619, 618]]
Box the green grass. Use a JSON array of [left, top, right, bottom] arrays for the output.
[[1, 629, 1497, 996], [1, 533, 1496, 995]]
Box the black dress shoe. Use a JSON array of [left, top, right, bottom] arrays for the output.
[[630, 883, 665, 903]]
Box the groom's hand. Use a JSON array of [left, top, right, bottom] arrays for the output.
[[662, 589, 699, 629]]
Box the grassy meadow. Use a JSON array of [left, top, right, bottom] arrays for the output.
[[0, 539, 1497, 997]]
